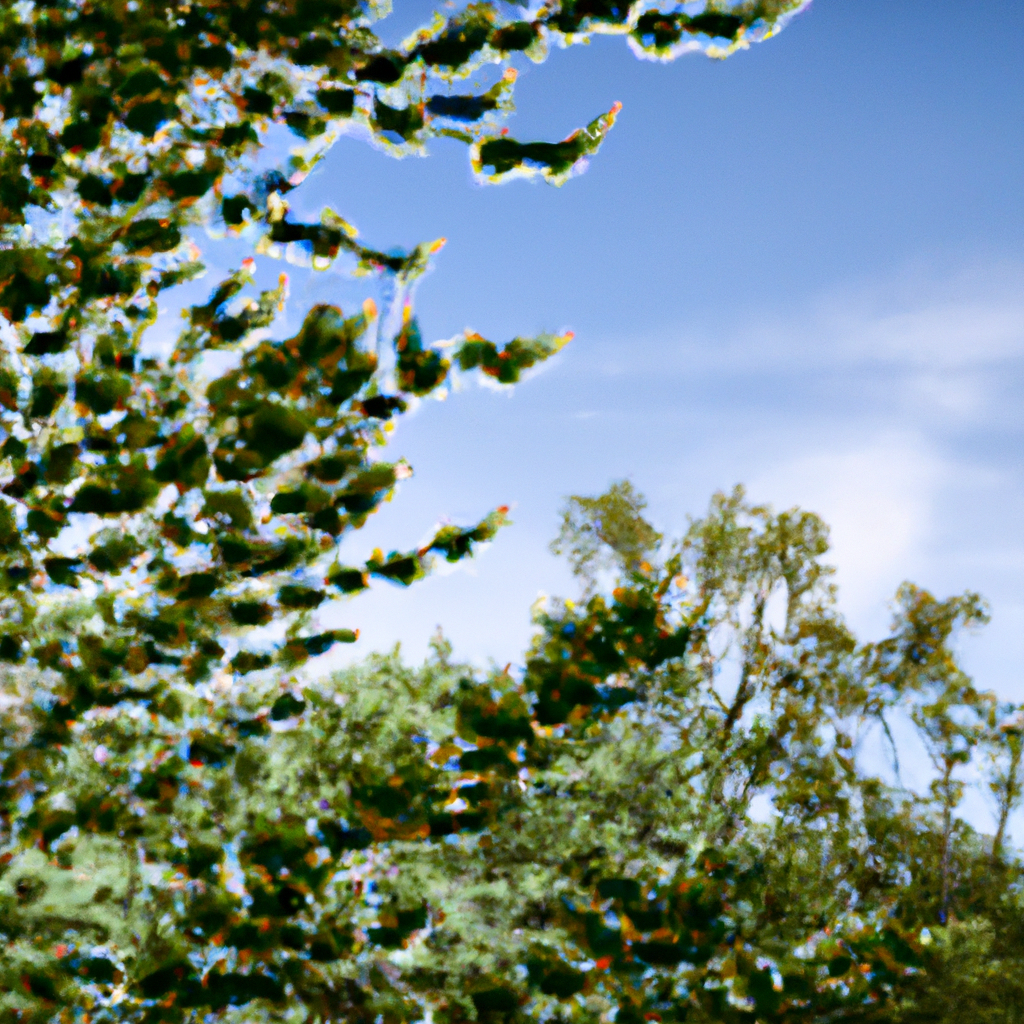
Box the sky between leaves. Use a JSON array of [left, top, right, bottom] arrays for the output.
[[273, 0, 1023, 698], [168, 0, 1024, 780]]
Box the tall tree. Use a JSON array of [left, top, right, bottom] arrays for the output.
[[0, 1, 815, 1020]]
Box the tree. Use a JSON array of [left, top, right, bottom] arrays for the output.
[[551, 479, 663, 596], [3, 1, 1020, 1021], [4, 480, 1022, 1022], [0, 0, 811, 727], [0, 0, 812, 1018]]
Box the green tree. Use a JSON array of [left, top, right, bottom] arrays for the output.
[[3, 1, 1021, 1022], [551, 479, 663, 595], [0, 0, 809, 1019], [0, 0, 810, 723], [5, 481, 1022, 1022]]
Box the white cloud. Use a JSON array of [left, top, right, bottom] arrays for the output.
[[748, 432, 944, 635], [312, 260, 1023, 696], [619, 261, 1024, 391]]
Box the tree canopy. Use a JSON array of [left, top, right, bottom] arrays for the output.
[[3, 482, 1023, 1022], [1, 1, 1022, 1022]]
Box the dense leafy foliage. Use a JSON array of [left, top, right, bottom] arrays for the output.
[[3, 0, 1020, 1022], [3, 485, 1023, 1023]]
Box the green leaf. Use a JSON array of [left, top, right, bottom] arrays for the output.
[[154, 426, 211, 489], [29, 367, 68, 418], [316, 87, 356, 116], [76, 174, 114, 205], [74, 368, 131, 414], [117, 68, 166, 100], [223, 194, 257, 225], [88, 529, 144, 573], [270, 692, 306, 719], [24, 330, 69, 355], [278, 585, 326, 609], [122, 218, 182, 253], [164, 168, 219, 199], [124, 98, 179, 135], [373, 100, 423, 140], [327, 564, 369, 593], [474, 104, 621, 183]]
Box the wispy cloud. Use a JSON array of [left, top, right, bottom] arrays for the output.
[[321, 261, 1023, 707], [748, 431, 945, 628], [579, 260, 1024, 669]]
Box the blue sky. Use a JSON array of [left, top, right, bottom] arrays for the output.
[[272, 0, 1024, 714]]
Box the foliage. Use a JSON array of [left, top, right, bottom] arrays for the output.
[[3, 483, 1023, 1023], [550, 479, 662, 594], [0, 0, 809, 732], [4, 0, 1020, 1021], [890, 917, 1024, 1024]]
